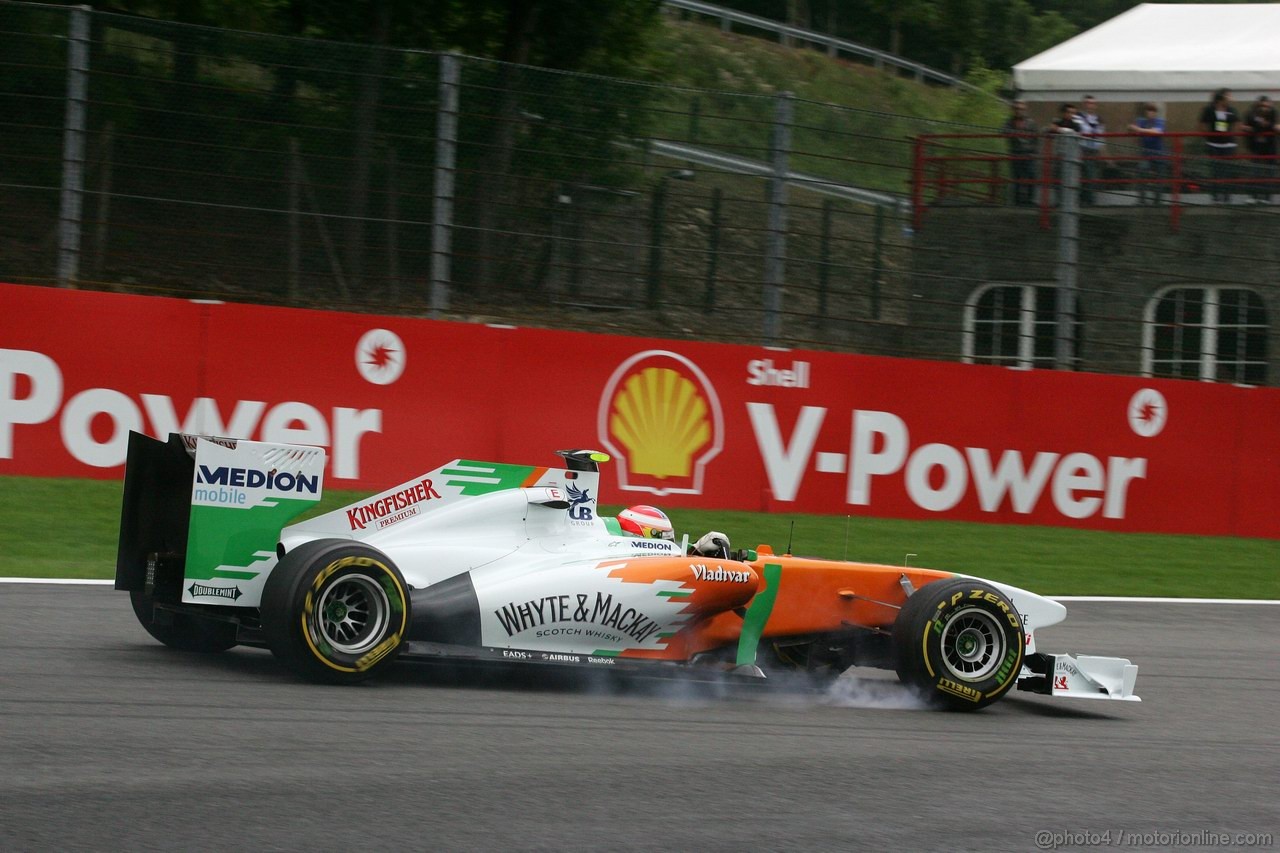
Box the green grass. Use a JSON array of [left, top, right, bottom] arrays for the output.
[[6, 476, 125, 578], [4, 475, 1276, 599]]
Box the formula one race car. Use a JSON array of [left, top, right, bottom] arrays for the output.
[[116, 434, 1140, 711]]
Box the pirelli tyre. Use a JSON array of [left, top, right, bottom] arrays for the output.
[[130, 590, 239, 653], [260, 539, 410, 684], [892, 578, 1025, 711]]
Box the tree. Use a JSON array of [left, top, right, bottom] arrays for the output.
[[466, 0, 663, 293], [76, 0, 663, 297], [868, 0, 938, 58]]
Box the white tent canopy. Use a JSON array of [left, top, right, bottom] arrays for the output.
[[1013, 3, 1280, 102]]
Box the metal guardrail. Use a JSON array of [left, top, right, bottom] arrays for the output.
[[912, 130, 1280, 231], [646, 138, 908, 212], [663, 0, 998, 99]]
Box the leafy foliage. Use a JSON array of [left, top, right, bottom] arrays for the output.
[[700, 0, 1249, 78]]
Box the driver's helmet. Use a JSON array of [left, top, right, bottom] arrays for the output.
[[617, 505, 674, 541]]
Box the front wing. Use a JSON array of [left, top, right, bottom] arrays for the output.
[[1017, 652, 1141, 701]]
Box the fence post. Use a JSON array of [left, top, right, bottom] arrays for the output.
[[1170, 134, 1183, 232], [287, 138, 300, 301], [911, 136, 926, 232], [1039, 134, 1054, 230], [870, 204, 885, 321], [763, 91, 793, 343], [431, 52, 460, 317], [703, 187, 721, 312], [816, 199, 832, 333], [1054, 132, 1081, 371], [646, 178, 667, 310], [386, 144, 400, 301], [292, 150, 349, 298], [56, 5, 91, 288], [567, 192, 584, 299], [89, 121, 114, 277]]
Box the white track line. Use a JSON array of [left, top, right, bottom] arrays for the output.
[[1, 578, 114, 585], [1051, 595, 1279, 605], [0, 579, 1276, 604]]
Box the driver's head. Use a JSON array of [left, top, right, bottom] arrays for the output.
[[618, 505, 674, 540]]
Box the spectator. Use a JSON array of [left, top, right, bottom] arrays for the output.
[[1198, 88, 1241, 202], [1050, 102, 1080, 134], [1002, 100, 1038, 206], [1127, 103, 1166, 205], [1243, 95, 1277, 203], [1078, 95, 1106, 204]]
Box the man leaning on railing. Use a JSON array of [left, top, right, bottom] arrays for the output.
[[1046, 103, 1081, 207], [1078, 95, 1105, 205], [1127, 103, 1167, 206], [1244, 95, 1277, 204], [1002, 100, 1038, 207], [1199, 88, 1242, 203]]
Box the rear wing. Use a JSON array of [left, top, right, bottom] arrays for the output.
[[115, 432, 325, 608]]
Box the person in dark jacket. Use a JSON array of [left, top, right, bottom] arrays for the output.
[[1002, 100, 1039, 206], [1243, 95, 1277, 202], [1198, 89, 1242, 202], [1046, 103, 1083, 206]]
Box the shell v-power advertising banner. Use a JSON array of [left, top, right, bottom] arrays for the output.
[[2, 283, 1276, 538]]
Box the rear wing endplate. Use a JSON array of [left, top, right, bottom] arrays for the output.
[[115, 432, 325, 607]]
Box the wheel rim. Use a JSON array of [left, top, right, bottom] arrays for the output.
[[940, 606, 1004, 681], [314, 574, 390, 655]]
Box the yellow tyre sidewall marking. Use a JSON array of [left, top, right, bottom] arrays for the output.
[[986, 642, 1024, 699], [921, 619, 935, 678], [301, 556, 408, 673]]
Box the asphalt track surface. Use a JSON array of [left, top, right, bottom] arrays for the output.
[[2, 586, 1276, 852]]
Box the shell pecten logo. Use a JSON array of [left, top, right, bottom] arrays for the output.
[[598, 351, 723, 496]]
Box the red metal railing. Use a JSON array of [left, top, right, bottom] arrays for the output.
[[910, 131, 1278, 232]]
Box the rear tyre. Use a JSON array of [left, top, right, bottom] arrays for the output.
[[260, 539, 410, 684], [892, 578, 1025, 711], [129, 590, 239, 653]]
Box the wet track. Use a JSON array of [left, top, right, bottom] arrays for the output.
[[1, 585, 1276, 852]]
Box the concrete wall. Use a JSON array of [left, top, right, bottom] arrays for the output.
[[906, 206, 1280, 383]]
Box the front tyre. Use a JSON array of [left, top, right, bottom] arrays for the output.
[[260, 539, 410, 684], [892, 578, 1025, 711]]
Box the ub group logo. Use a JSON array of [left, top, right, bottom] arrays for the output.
[[566, 482, 595, 522], [597, 350, 723, 496], [356, 328, 405, 385]]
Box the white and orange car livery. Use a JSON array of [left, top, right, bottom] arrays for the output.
[[117, 437, 1138, 711]]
